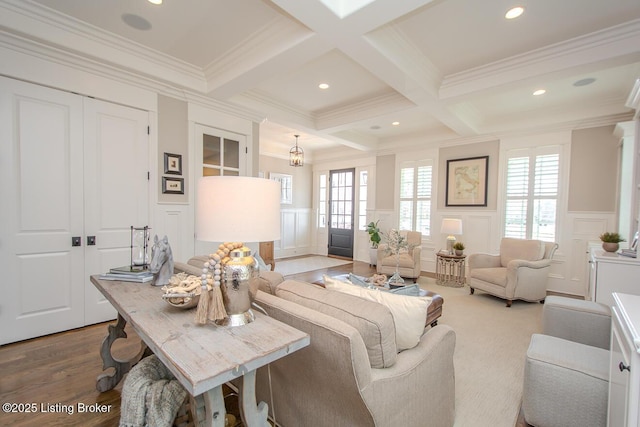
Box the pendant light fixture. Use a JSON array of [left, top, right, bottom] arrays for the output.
[[289, 134, 304, 167]]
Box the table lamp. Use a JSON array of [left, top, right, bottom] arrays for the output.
[[441, 218, 462, 255], [196, 176, 281, 326]]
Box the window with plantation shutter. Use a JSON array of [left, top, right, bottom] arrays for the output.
[[504, 150, 559, 242], [399, 161, 432, 236]]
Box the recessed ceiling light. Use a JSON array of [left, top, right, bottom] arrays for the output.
[[392, 121, 400, 126], [370, 125, 381, 130], [533, 89, 546, 96], [318, 83, 329, 90], [574, 78, 596, 87], [505, 6, 524, 19], [148, 0, 162, 4]]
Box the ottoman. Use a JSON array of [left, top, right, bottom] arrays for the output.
[[523, 333, 609, 427]]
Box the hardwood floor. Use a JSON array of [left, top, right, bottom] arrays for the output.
[[0, 320, 142, 426], [0, 258, 528, 426]]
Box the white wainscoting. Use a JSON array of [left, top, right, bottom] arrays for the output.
[[154, 204, 192, 263], [276, 208, 312, 259], [561, 212, 617, 297]]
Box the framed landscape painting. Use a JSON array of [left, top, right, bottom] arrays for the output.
[[446, 156, 488, 207]]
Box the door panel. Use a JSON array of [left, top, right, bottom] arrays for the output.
[[0, 77, 85, 344], [328, 168, 354, 258], [84, 98, 149, 325]]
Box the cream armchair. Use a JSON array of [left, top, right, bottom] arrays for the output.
[[376, 230, 422, 282], [468, 238, 558, 307]]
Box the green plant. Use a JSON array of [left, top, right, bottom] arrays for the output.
[[366, 220, 382, 248], [599, 232, 625, 243], [453, 242, 465, 251]]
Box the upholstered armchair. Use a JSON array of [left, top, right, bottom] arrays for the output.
[[468, 238, 558, 307], [376, 230, 422, 282]]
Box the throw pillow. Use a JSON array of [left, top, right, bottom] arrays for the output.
[[388, 283, 421, 296], [348, 273, 370, 287], [323, 275, 431, 351]]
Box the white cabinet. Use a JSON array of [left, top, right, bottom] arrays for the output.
[[608, 293, 640, 427], [589, 249, 640, 307]]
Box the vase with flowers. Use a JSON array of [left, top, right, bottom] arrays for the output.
[[384, 229, 411, 287]]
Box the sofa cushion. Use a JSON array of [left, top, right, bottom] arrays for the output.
[[323, 275, 430, 351], [500, 238, 544, 267], [276, 279, 398, 368], [380, 253, 416, 268], [469, 267, 508, 287]]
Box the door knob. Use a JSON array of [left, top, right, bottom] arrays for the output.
[[619, 361, 631, 372], [87, 236, 96, 246], [72, 236, 81, 247]]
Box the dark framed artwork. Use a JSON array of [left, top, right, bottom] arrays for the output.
[[162, 177, 184, 194], [164, 152, 182, 175], [446, 156, 489, 207]]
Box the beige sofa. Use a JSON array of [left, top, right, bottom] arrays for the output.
[[254, 280, 456, 427], [175, 257, 456, 427]]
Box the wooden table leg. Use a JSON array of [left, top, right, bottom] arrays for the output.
[[96, 313, 149, 392], [238, 370, 269, 427], [203, 386, 227, 427]]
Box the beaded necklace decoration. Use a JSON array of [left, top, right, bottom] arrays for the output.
[[195, 242, 243, 324]]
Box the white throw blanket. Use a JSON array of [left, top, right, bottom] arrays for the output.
[[119, 355, 187, 427]]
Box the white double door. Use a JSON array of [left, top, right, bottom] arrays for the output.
[[0, 77, 149, 344]]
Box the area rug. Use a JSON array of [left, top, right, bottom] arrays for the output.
[[274, 256, 352, 276], [418, 277, 543, 427]]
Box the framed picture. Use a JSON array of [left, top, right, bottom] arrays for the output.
[[162, 177, 184, 194], [164, 152, 182, 175], [446, 156, 489, 207], [269, 172, 293, 204]]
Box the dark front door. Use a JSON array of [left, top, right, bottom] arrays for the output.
[[328, 168, 354, 258]]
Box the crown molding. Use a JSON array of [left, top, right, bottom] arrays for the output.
[[626, 78, 640, 118], [0, 0, 206, 91], [440, 19, 640, 100], [203, 16, 311, 90], [0, 29, 262, 123], [236, 89, 317, 126], [315, 91, 414, 130]]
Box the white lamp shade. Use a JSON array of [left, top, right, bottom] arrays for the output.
[[196, 176, 281, 243], [441, 218, 463, 235]]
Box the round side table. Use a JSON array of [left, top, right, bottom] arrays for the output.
[[435, 252, 466, 287]]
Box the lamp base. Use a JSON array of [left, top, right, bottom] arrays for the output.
[[446, 236, 457, 255], [216, 310, 255, 327]]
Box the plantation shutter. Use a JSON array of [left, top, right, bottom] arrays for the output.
[[504, 151, 559, 242], [399, 161, 432, 236]]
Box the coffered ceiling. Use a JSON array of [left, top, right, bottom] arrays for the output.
[[5, 0, 640, 158]]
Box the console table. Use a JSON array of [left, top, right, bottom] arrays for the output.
[[90, 275, 309, 427], [435, 252, 466, 287]]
